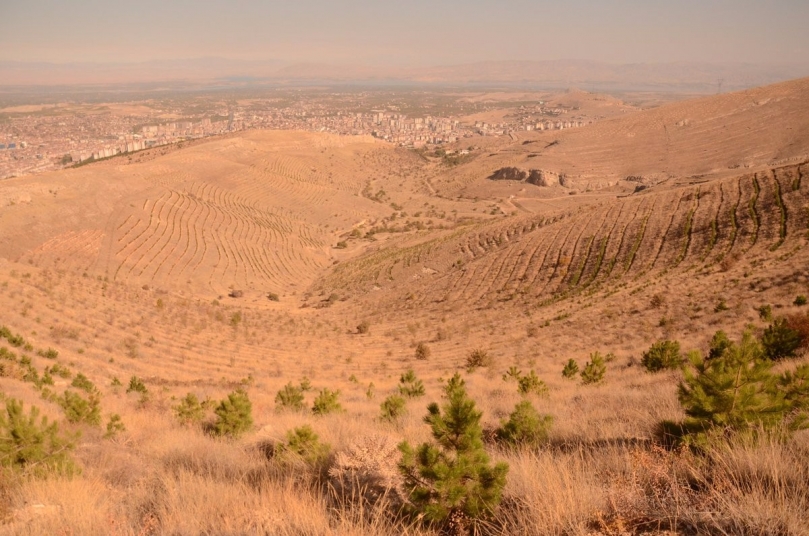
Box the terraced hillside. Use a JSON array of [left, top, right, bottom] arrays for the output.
[[319, 161, 809, 314], [0, 131, 453, 295]]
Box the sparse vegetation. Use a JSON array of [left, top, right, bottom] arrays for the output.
[[2, 88, 809, 534]]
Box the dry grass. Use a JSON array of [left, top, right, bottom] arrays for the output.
[[1, 84, 809, 534]]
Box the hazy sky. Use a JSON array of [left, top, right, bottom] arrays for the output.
[[1, 0, 807, 65]]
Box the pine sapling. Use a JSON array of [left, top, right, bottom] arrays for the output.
[[581, 352, 607, 385], [562, 359, 579, 379], [398, 373, 508, 530]]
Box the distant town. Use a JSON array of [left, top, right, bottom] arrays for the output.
[[0, 90, 597, 180]]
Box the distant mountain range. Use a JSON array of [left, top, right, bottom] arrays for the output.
[[2, 58, 808, 92]]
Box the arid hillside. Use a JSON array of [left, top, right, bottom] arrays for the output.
[[433, 77, 809, 196], [0, 79, 808, 536], [0, 131, 477, 296], [323, 162, 808, 314]]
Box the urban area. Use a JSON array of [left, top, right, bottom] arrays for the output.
[[0, 90, 591, 180]]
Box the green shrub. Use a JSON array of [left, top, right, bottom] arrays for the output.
[[795, 295, 807, 306], [414, 342, 431, 360], [663, 331, 809, 447], [37, 348, 59, 360], [561, 359, 579, 379], [70, 373, 96, 393], [380, 394, 407, 423], [708, 330, 733, 360], [398, 369, 425, 398], [757, 304, 773, 322], [312, 388, 343, 416], [275, 425, 331, 468], [0, 327, 27, 348], [46, 363, 71, 379], [502, 366, 521, 382], [174, 393, 205, 425], [641, 340, 683, 372], [59, 390, 101, 426], [41, 370, 54, 386], [275, 382, 306, 412], [580, 352, 607, 385], [517, 370, 549, 397], [496, 400, 553, 447], [465, 348, 492, 371], [398, 373, 508, 529], [213, 389, 253, 438], [761, 317, 802, 360], [126, 376, 147, 394], [0, 398, 78, 476], [104, 414, 126, 439]]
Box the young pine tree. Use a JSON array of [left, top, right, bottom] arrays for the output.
[[671, 331, 809, 445], [174, 393, 206, 426], [580, 352, 607, 385], [398, 369, 426, 398], [275, 382, 306, 412], [213, 388, 253, 438], [561, 359, 579, 379], [0, 398, 78, 476], [398, 373, 508, 531], [496, 400, 553, 447], [641, 340, 683, 372]]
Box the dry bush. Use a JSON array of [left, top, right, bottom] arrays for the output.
[[328, 433, 404, 508]]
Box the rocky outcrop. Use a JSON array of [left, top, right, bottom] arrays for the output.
[[488, 167, 528, 182], [488, 167, 561, 187]]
